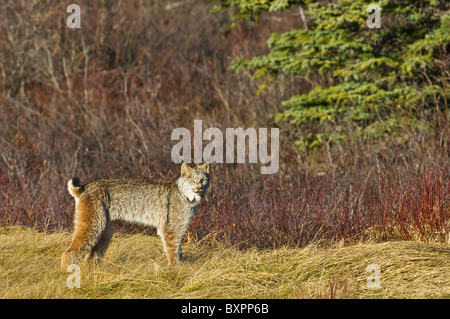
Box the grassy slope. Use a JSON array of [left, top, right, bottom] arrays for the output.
[[0, 226, 448, 299]]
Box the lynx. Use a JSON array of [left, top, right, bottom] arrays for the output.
[[61, 163, 210, 271]]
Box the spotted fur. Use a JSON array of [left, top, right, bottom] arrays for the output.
[[61, 163, 210, 271]]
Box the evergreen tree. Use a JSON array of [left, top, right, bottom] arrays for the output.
[[213, 0, 450, 150]]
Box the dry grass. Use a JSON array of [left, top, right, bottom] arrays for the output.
[[1, 226, 448, 299], [1, 2, 448, 301]]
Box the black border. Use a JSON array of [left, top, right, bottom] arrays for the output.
[[1, 299, 444, 318]]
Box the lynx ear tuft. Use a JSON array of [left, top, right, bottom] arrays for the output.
[[198, 162, 210, 174], [181, 162, 192, 177]]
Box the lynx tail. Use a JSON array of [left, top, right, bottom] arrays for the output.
[[68, 177, 84, 198]]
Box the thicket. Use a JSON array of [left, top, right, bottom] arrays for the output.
[[0, 0, 449, 247]]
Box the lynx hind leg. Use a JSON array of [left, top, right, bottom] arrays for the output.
[[178, 245, 183, 262], [61, 199, 107, 271], [85, 221, 117, 263], [160, 231, 182, 266]]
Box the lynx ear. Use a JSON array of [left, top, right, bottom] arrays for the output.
[[198, 162, 210, 174], [181, 162, 192, 177]]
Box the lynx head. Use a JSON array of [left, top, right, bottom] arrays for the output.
[[178, 162, 210, 203]]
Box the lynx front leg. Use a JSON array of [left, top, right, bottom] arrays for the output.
[[161, 231, 182, 266]]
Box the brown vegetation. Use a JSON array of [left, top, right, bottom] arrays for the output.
[[0, 0, 449, 248]]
